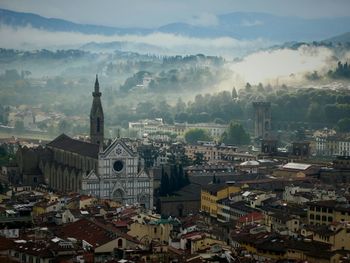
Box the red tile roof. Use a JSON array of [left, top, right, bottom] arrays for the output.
[[238, 212, 264, 223], [113, 220, 129, 228], [57, 218, 115, 248], [0, 236, 14, 251]]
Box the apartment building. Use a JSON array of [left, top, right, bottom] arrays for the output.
[[307, 200, 350, 225]]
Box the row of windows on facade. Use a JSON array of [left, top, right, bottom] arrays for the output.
[[202, 195, 215, 201], [310, 207, 349, 216], [309, 206, 334, 213], [218, 208, 246, 218], [10, 251, 42, 263], [309, 214, 333, 222], [201, 205, 211, 213]]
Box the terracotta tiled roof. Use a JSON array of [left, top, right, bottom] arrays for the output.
[[47, 134, 99, 159], [0, 236, 14, 251], [238, 212, 264, 223], [57, 218, 140, 248], [113, 220, 129, 228], [168, 245, 185, 255], [57, 218, 115, 248], [80, 195, 93, 201]]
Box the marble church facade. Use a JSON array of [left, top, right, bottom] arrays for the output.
[[82, 139, 153, 208], [16, 76, 153, 208]]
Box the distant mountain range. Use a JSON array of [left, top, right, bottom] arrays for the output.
[[0, 8, 149, 35], [324, 32, 350, 43], [1, 8, 350, 42], [80, 41, 168, 54]]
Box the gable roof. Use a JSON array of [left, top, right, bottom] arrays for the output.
[[47, 134, 99, 159], [101, 138, 136, 157], [56, 218, 115, 248]]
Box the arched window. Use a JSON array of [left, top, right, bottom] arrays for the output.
[[118, 239, 123, 248], [97, 117, 100, 132]]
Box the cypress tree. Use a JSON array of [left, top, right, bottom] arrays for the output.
[[184, 171, 190, 185], [160, 166, 170, 196], [171, 164, 179, 192], [178, 164, 185, 187]]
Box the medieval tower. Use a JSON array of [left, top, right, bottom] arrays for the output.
[[253, 101, 271, 139], [90, 75, 104, 145]]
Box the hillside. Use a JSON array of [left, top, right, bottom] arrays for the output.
[[1, 8, 350, 42], [324, 32, 350, 43]]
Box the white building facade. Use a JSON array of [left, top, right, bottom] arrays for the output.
[[82, 139, 153, 209]]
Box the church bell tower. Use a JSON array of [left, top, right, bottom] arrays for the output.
[[90, 75, 104, 146]]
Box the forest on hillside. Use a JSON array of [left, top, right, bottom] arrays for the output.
[[0, 48, 350, 137]]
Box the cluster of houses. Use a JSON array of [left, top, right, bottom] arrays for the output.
[[0, 176, 350, 263], [0, 104, 87, 133], [1, 126, 350, 262]]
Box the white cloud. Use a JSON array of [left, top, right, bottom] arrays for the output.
[[0, 25, 273, 58], [229, 45, 335, 84]]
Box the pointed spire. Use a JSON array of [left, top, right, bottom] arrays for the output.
[[94, 74, 99, 93]]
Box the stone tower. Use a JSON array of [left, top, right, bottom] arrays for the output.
[[90, 75, 104, 146], [253, 102, 271, 139]]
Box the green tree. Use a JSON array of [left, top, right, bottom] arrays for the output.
[[170, 164, 180, 191], [14, 120, 24, 132], [178, 164, 189, 187], [193, 152, 204, 165], [160, 167, 170, 196], [306, 102, 323, 122], [305, 71, 321, 81], [221, 122, 250, 145], [179, 154, 192, 167], [232, 87, 238, 99], [245, 82, 252, 92], [337, 118, 350, 132], [175, 98, 186, 112], [257, 83, 264, 92], [184, 128, 211, 144], [58, 120, 71, 133], [139, 144, 159, 170]]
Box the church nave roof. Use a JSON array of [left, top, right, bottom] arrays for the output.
[[47, 134, 99, 159]]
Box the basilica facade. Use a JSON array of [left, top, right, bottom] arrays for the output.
[[82, 139, 153, 208], [18, 76, 153, 208]]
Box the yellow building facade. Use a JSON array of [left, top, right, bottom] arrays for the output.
[[127, 218, 174, 244], [191, 237, 226, 254], [200, 184, 240, 218], [307, 201, 350, 225]]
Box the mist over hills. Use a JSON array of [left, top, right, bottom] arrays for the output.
[[0, 7, 350, 138], [1, 8, 350, 43], [0, 7, 349, 98], [0, 8, 150, 35], [325, 32, 350, 44]]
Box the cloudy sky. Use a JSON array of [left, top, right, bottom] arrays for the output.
[[0, 0, 349, 27]]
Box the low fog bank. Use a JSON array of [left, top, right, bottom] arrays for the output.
[[223, 45, 350, 89], [0, 25, 273, 58], [0, 24, 350, 108]]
